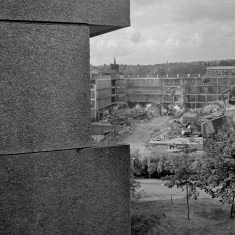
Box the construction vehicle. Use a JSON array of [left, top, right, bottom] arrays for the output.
[[221, 84, 235, 128], [201, 84, 235, 136]]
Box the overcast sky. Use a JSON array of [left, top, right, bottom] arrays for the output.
[[90, 0, 235, 65]]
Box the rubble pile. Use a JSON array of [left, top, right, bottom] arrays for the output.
[[181, 112, 198, 125], [201, 103, 225, 116], [195, 115, 207, 126], [152, 119, 183, 140], [150, 102, 226, 142], [174, 106, 186, 117], [195, 102, 225, 126], [102, 104, 159, 126], [130, 105, 148, 120]]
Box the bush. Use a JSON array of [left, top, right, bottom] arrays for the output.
[[131, 148, 205, 179]]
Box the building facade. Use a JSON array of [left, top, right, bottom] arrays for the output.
[[91, 66, 235, 118], [160, 77, 184, 106], [126, 77, 162, 104], [185, 66, 235, 109], [90, 60, 127, 121]]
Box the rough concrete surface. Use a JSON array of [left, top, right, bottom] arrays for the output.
[[89, 0, 130, 27], [0, 22, 91, 154], [0, 145, 131, 235], [0, 0, 89, 23], [0, 0, 130, 36]]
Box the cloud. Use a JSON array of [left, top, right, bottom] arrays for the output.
[[90, 27, 144, 63], [125, 28, 142, 43], [173, 0, 235, 23], [132, 0, 158, 7], [90, 0, 235, 65]]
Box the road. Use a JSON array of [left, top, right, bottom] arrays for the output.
[[123, 116, 170, 154], [136, 179, 211, 201]]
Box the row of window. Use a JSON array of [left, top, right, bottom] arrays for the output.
[[162, 80, 181, 86], [207, 70, 235, 77], [163, 95, 179, 102], [186, 95, 223, 102]]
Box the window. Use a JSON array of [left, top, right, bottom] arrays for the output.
[[189, 95, 196, 102], [164, 95, 169, 101], [91, 101, 95, 108], [91, 90, 95, 99], [174, 80, 180, 86], [174, 96, 179, 102], [191, 87, 197, 93]]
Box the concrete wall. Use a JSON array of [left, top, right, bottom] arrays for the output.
[[0, 0, 130, 37], [92, 123, 122, 135], [116, 79, 127, 87], [96, 79, 112, 109], [127, 78, 161, 87], [92, 123, 114, 135], [126, 78, 161, 103], [0, 23, 91, 154], [127, 87, 162, 94], [127, 94, 162, 103], [91, 109, 97, 120], [1, 0, 131, 234], [0, 145, 131, 235], [162, 78, 181, 86]]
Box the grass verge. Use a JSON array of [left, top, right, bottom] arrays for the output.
[[131, 198, 235, 235]]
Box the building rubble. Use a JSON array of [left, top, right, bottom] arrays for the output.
[[101, 104, 159, 126], [147, 101, 227, 153]]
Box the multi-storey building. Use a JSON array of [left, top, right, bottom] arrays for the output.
[[90, 60, 127, 121], [185, 66, 235, 109], [110, 59, 127, 104], [91, 66, 235, 119], [90, 70, 112, 120]]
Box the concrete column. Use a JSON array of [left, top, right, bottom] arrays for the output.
[[0, 145, 131, 234], [0, 22, 91, 154], [0, 1, 130, 234]]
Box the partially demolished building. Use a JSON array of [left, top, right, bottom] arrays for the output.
[[185, 66, 235, 109], [90, 63, 127, 121], [91, 65, 235, 120]]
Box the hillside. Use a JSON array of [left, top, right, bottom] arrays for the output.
[[91, 59, 235, 78]]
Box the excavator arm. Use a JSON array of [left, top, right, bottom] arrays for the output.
[[221, 88, 230, 108]]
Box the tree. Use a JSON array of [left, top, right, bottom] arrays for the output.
[[162, 150, 199, 220], [130, 169, 140, 198], [197, 124, 235, 217], [130, 155, 141, 198]]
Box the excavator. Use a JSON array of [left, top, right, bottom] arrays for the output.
[[221, 84, 235, 128], [201, 84, 235, 136]]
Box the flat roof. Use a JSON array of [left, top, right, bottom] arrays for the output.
[[207, 66, 235, 70]]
